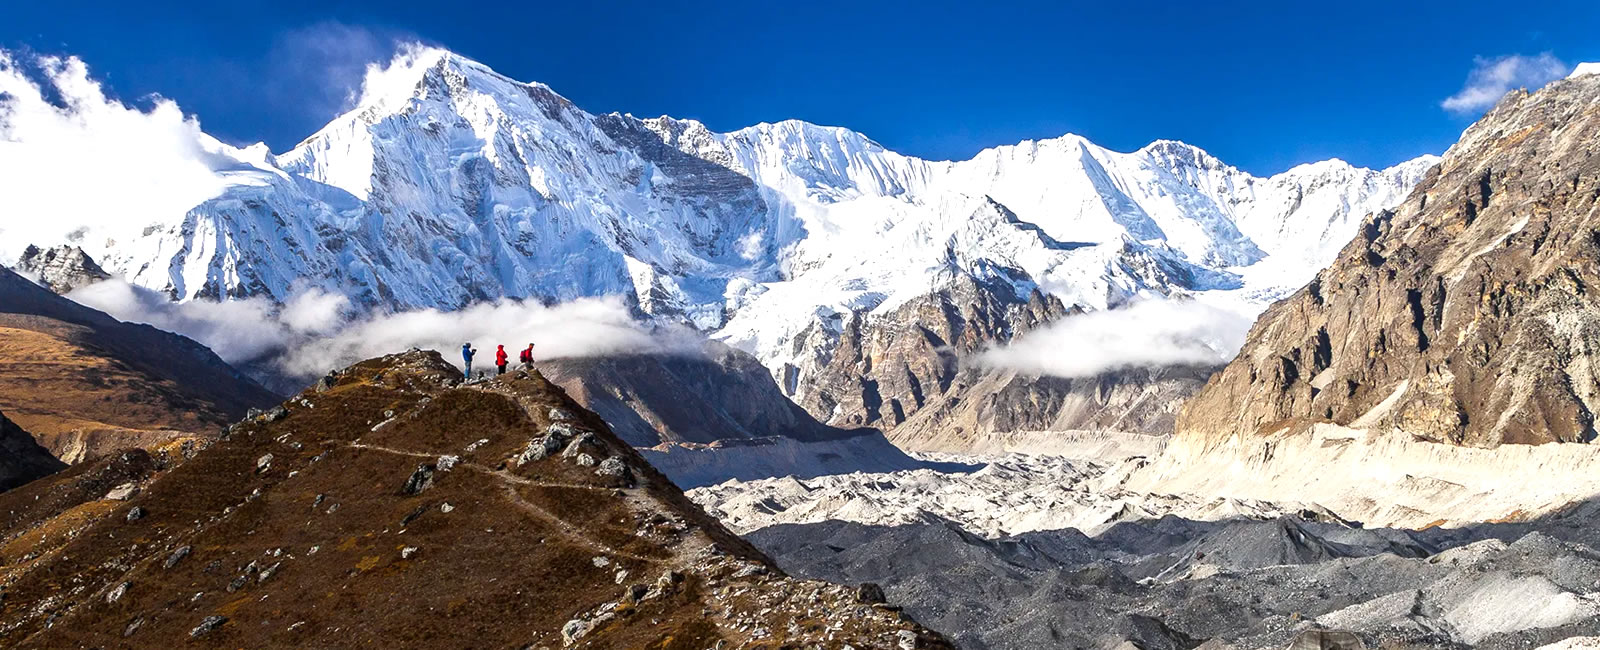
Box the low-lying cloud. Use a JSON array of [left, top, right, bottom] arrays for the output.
[[0, 50, 232, 263], [66, 279, 692, 380], [1441, 53, 1570, 114], [978, 299, 1251, 378]]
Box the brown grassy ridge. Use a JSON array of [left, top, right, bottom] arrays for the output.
[[0, 349, 953, 649]]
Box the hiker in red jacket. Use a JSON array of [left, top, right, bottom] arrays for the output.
[[519, 343, 535, 370], [495, 345, 509, 376]]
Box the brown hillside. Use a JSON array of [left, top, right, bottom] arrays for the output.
[[0, 266, 278, 462], [0, 349, 952, 648]]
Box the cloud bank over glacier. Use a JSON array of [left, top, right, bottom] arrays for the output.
[[979, 299, 1252, 378]]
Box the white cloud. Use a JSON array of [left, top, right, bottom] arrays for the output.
[[1441, 53, 1570, 114], [276, 295, 698, 377], [65, 279, 691, 380], [265, 22, 418, 117], [978, 299, 1250, 378], [736, 230, 766, 261], [67, 280, 291, 363], [0, 51, 234, 261], [279, 288, 351, 335]]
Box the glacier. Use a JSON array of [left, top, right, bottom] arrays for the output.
[[0, 45, 1437, 391]]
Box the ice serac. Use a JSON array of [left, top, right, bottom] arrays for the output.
[[1177, 72, 1600, 448]]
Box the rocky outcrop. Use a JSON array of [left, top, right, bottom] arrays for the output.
[[0, 409, 65, 492], [887, 364, 1216, 452], [0, 350, 953, 648], [1178, 72, 1600, 448], [794, 275, 1070, 430], [13, 244, 111, 294]]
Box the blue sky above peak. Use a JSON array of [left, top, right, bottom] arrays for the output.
[[5, 0, 1598, 175]]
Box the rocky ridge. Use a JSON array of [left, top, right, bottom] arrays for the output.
[[0, 349, 951, 648], [1177, 72, 1600, 448], [13, 245, 111, 294], [2, 47, 1435, 444]]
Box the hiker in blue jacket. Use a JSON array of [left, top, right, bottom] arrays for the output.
[[461, 343, 476, 379]]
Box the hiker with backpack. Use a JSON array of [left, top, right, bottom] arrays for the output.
[[495, 344, 509, 376], [519, 343, 535, 370]]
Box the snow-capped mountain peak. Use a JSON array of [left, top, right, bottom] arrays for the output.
[[0, 45, 1435, 391]]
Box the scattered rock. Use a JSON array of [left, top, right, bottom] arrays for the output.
[[1286, 629, 1365, 650], [256, 453, 274, 474], [123, 617, 142, 638], [592, 556, 610, 568], [898, 629, 917, 649], [164, 545, 192, 569], [595, 457, 633, 485], [106, 581, 129, 603], [857, 583, 887, 604], [549, 407, 576, 422], [264, 406, 288, 422], [440, 502, 455, 514], [401, 463, 437, 495], [190, 615, 227, 638], [125, 506, 145, 522], [575, 453, 597, 468], [104, 482, 139, 501], [561, 433, 598, 459], [258, 562, 282, 583], [437, 455, 460, 471], [562, 618, 593, 646]]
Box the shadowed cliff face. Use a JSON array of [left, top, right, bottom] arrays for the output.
[[1179, 73, 1600, 448], [0, 350, 952, 648], [0, 410, 64, 492], [539, 341, 860, 447]]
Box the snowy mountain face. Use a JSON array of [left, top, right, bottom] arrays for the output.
[[0, 47, 1435, 427]]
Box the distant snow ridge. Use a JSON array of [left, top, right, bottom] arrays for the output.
[[0, 46, 1436, 382]]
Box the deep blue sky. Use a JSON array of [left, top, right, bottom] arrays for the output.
[[6, 1, 1599, 174]]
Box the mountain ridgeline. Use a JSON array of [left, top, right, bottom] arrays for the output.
[[3, 46, 1436, 441]]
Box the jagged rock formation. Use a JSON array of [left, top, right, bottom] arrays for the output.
[[1178, 71, 1600, 447], [887, 364, 1216, 452], [794, 276, 1070, 429], [0, 409, 64, 492], [13, 244, 111, 294], [0, 350, 952, 648], [0, 265, 277, 462]]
